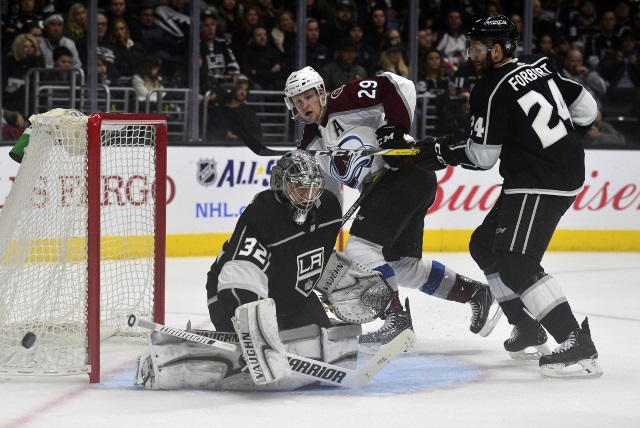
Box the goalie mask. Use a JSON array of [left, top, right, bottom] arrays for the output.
[[270, 150, 324, 225], [284, 66, 327, 123]]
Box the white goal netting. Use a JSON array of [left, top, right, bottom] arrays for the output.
[[0, 109, 165, 379]]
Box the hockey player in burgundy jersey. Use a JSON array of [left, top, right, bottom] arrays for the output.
[[417, 15, 602, 378], [282, 66, 502, 347], [206, 150, 342, 332]]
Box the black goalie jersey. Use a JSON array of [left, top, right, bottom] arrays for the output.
[[206, 189, 342, 317], [460, 55, 597, 196]]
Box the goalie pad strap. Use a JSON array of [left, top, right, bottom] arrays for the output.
[[233, 298, 292, 385]]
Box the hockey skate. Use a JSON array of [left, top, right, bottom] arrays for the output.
[[539, 317, 603, 379], [504, 315, 551, 360], [359, 297, 415, 355], [468, 282, 503, 337]]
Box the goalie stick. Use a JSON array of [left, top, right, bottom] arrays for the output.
[[127, 315, 237, 352], [129, 315, 416, 389], [227, 109, 418, 157], [341, 168, 387, 226]]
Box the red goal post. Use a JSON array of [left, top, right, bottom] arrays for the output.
[[0, 109, 167, 383]]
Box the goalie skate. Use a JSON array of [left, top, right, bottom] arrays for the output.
[[468, 283, 502, 337], [359, 298, 416, 355], [504, 315, 551, 360], [539, 317, 603, 379]]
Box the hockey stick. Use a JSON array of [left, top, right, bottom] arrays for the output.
[[341, 168, 388, 226], [227, 109, 418, 157], [130, 315, 416, 388], [127, 315, 237, 352]]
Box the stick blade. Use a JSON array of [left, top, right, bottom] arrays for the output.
[[357, 329, 417, 387]]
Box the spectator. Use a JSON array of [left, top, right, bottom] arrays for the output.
[[585, 109, 627, 147], [284, 0, 332, 25], [600, 29, 640, 89], [374, 39, 410, 78], [509, 13, 526, 57], [239, 26, 285, 90], [613, 0, 631, 34], [217, 0, 244, 42], [534, 33, 561, 70], [41, 45, 79, 84], [363, 6, 388, 55], [347, 21, 378, 76], [155, 0, 190, 38], [199, 10, 240, 102], [208, 76, 262, 144], [417, 27, 434, 66], [2, 33, 46, 116], [2, 108, 26, 141], [104, 0, 133, 28], [320, 38, 367, 91], [584, 10, 621, 69], [2, 0, 43, 50], [75, 12, 122, 83], [109, 17, 144, 79], [270, 10, 296, 55], [435, 9, 467, 70], [319, 0, 356, 51], [132, 56, 164, 103], [562, 49, 608, 106], [531, 0, 562, 47], [231, 5, 262, 53], [63, 2, 87, 41], [129, 2, 181, 62], [416, 48, 455, 95], [40, 13, 81, 68], [563, 0, 599, 50], [304, 18, 333, 73], [254, 0, 277, 33], [96, 54, 112, 86], [25, 21, 43, 45]]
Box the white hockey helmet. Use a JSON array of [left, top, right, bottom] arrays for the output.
[[284, 66, 326, 122], [270, 150, 324, 224]]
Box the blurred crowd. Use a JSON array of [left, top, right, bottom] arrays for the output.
[[2, 0, 638, 147]]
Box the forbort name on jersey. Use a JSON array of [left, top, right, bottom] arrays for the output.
[[508, 64, 553, 91]]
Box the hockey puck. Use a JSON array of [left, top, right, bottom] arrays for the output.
[[21, 332, 37, 349]]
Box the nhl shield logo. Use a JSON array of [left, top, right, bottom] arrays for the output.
[[197, 159, 217, 186]]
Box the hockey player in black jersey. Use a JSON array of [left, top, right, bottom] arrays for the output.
[[206, 150, 342, 332], [416, 15, 602, 378]]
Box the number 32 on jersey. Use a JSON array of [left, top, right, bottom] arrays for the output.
[[471, 80, 571, 149]]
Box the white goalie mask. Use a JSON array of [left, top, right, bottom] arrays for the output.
[[284, 66, 327, 123], [270, 150, 325, 225]]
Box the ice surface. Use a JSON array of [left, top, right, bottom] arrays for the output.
[[1, 252, 639, 428]]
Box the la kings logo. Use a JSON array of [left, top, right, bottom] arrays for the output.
[[295, 248, 324, 296], [197, 159, 217, 186]]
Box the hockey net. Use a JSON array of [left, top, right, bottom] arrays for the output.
[[0, 109, 167, 383]]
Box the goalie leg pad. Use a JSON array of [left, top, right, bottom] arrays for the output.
[[139, 331, 243, 390], [316, 250, 393, 324], [321, 324, 362, 371], [233, 298, 293, 385]]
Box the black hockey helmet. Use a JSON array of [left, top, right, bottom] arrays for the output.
[[467, 15, 518, 56], [270, 150, 324, 224]]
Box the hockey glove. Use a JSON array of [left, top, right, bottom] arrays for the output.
[[414, 135, 459, 171], [375, 124, 412, 170]]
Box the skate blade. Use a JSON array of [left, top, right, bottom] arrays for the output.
[[540, 358, 603, 379], [509, 343, 551, 361], [359, 342, 418, 357], [478, 305, 503, 337]]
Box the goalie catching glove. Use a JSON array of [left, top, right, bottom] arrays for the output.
[[375, 124, 413, 170], [414, 135, 459, 170], [315, 251, 393, 324]]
